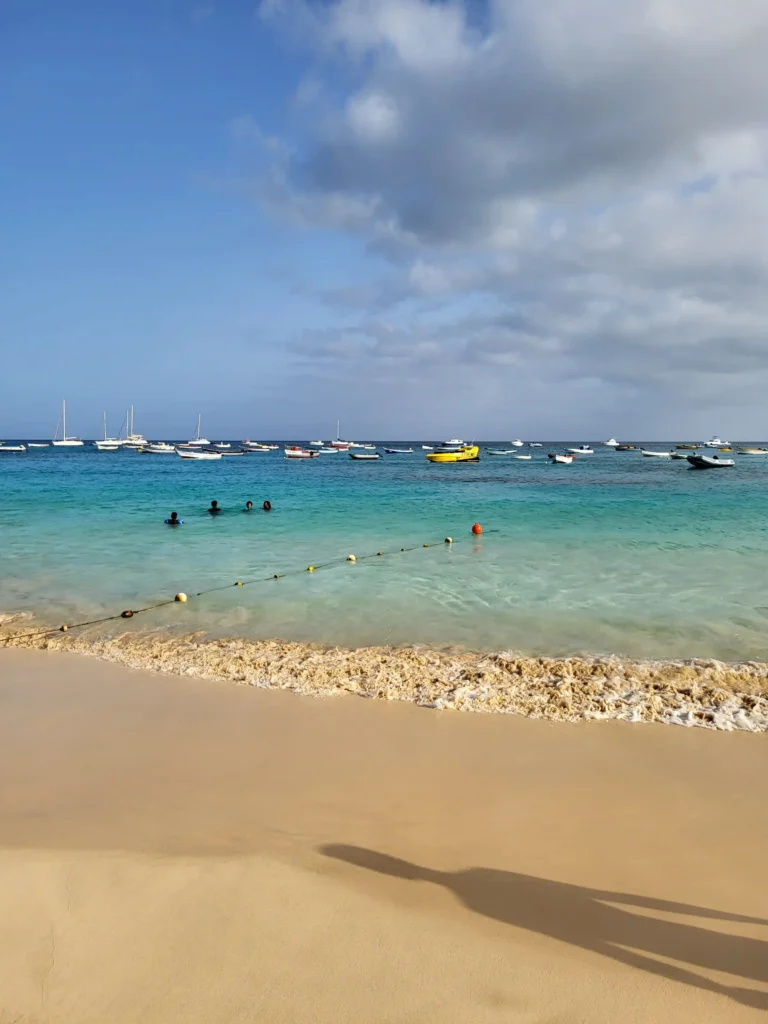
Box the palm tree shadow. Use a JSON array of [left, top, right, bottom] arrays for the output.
[[321, 844, 768, 1009]]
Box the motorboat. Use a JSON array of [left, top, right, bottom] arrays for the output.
[[144, 443, 176, 454], [616, 445, 637, 451], [0, 444, 26, 452], [213, 442, 231, 449], [676, 444, 699, 450], [28, 443, 49, 448], [548, 453, 574, 464], [422, 445, 434, 450], [426, 445, 479, 463], [566, 445, 594, 454], [241, 441, 272, 451], [93, 412, 121, 450], [51, 400, 84, 446], [349, 451, 380, 460], [510, 439, 524, 447], [603, 438, 619, 447], [529, 442, 543, 447], [512, 454, 532, 460], [485, 448, 517, 455], [687, 454, 734, 469], [704, 436, 728, 448], [641, 449, 672, 458], [384, 448, 414, 454], [309, 440, 324, 446], [318, 447, 340, 454], [737, 447, 768, 455], [175, 447, 221, 460], [349, 442, 376, 450], [669, 451, 689, 460], [285, 447, 319, 459], [215, 448, 245, 456], [439, 438, 465, 449]]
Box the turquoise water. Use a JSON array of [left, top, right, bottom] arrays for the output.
[[2, 444, 768, 661]]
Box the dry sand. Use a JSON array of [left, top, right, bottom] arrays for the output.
[[0, 648, 766, 1023]]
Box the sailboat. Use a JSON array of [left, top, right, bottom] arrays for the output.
[[52, 400, 84, 446], [178, 414, 210, 448], [93, 412, 120, 450], [330, 420, 351, 449], [122, 405, 147, 448]]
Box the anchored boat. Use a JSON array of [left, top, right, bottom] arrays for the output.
[[687, 454, 734, 469], [426, 445, 479, 463]]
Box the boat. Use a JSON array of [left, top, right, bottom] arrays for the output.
[[349, 452, 380, 460], [241, 441, 272, 451], [309, 440, 324, 446], [528, 442, 543, 447], [603, 438, 619, 447], [485, 448, 517, 455], [284, 447, 319, 459], [439, 438, 465, 450], [175, 447, 221, 460], [510, 439, 524, 447], [349, 442, 377, 450], [215, 449, 245, 457], [512, 454, 532, 460], [28, 443, 49, 448], [384, 448, 414, 454], [687, 454, 734, 469], [737, 447, 768, 455], [641, 449, 672, 458], [51, 400, 84, 446], [178, 414, 210, 448], [426, 445, 479, 463], [566, 445, 594, 454], [669, 451, 689, 460], [676, 444, 700, 450], [121, 406, 147, 448], [548, 453, 574, 464], [718, 447, 733, 452], [144, 443, 176, 454], [0, 444, 26, 452], [93, 412, 121, 450], [616, 445, 637, 451], [213, 442, 231, 449], [318, 447, 340, 454], [421, 445, 433, 450], [704, 436, 728, 448]]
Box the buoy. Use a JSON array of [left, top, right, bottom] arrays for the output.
[[175, 592, 188, 602], [59, 624, 68, 632], [273, 574, 280, 579], [234, 581, 243, 586], [401, 548, 406, 552], [307, 565, 315, 572], [423, 543, 429, 547], [377, 552, 383, 556], [347, 555, 356, 562], [121, 610, 134, 619], [472, 523, 483, 535], [445, 537, 453, 544]]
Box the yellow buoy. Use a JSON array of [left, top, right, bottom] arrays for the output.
[[347, 555, 356, 562], [423, 543, 429, 547], [175, 593, 187, 603], [307, 565, 315, 572], [59, 624, 68, 632], [234, 581, 243, 586]]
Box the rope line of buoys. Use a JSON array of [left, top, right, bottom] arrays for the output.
[[0, 528, 480, 646]]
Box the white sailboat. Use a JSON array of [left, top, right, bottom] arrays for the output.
[[52, 400, 84, 446], [93, 412, 120, 450], [122, 405, 147, 448], [178, 414, 210, 448]]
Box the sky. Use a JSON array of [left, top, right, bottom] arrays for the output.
[[1, 0, 768, 440]]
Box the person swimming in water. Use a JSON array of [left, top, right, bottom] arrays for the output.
[[208, 500, 222, 515], [244, 501, 253, 511], [165, 512, 182, 526], [262, 500, 272, 511]]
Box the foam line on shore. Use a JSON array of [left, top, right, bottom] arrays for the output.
[[2, 617, 767, 731]]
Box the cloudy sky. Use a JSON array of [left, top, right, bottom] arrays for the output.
[[2, 0, 767, 439]]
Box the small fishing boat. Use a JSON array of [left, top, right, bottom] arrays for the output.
[[318, 447, 340, 454], [309, 440, 324, 446], [676, 444, 700, 450], [241, 441, 272, 451], [687, 454, 734, 469], [0, 444, 26, 452], [426, 445, 479, 463], [616, 445, 637, 451], [284, 447, 318, 459], [144, 443, 176, 454], [485, 448, 517, 455], [641, 449, 672, 458], [215, 449, 245, 457], [28, 443, 49, 448], [213, 442, 231, 449], [512, 454, 532, 460], [548, 453, 574, 464], [421, 445, 433, 450], [349, 451, 380, 460], [669, 451, 689, 460], [567, 445, 594, 454], [737, 447, 768, 455], [528, 442, 543, 448], [603, 438, 619, 447], [51, 400, 84, 446], [175, 447, 221, 460], [384, 447, 414, 454]]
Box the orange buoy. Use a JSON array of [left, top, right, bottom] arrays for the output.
[[471, 522, 483, 535]]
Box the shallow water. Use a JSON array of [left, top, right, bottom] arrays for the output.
[[2, 442, 768, 662]]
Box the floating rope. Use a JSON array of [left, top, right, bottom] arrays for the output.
[[0, 534, 466, 645]]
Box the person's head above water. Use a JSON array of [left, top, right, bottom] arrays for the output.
[[245, 501, 253, 511], [208, 500, 220, 514], [165, 511, 182, 525], [262, 500, 272, 511]]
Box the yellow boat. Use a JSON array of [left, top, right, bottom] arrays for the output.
[[426, 445, 480, 463]]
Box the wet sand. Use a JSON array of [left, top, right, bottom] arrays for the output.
[[0, 648, 767, 1023]]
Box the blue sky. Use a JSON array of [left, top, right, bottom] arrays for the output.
[[2, 0, 768, 440]]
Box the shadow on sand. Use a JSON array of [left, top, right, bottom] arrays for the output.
[[321, 844, 768, 1009]]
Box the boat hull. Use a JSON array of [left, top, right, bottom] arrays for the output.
[[426, 446, 479, 463]]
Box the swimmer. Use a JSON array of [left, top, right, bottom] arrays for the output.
[[244, 501, 253, 511], [165, 512, 182, 526], [208, 500, 222, 516], [262, 500, 272, 511]]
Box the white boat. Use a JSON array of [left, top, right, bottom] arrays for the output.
[[512, 454, 532, 460], [421, 445, 433, 450], [566, 445, 594, 454], [510, 439, 524, 447], [641, 449, 672, 458], [178, 414, 209, 448], [28, 443, 49, 448], [175, 447, 221, 460], [213, 442, 231, 449], [309, 440, 324, 446], [384, 447, 414, 454], [0, 444, 26, 452], [284, 447, 318, 459], [549, 453, 574, 465], [528, 442, 543, 447], [144, 442, 176, 454], [440, 438, 465, 448], [121, 406, 147, 448], [737, 447, 768, 455], [241, 441, 272, 451], [704, 436, 728, 448], [669, 451, 689, 460], [51, 400, 84, 446], [687, 454, 734, 469], [603, 438, 619, 447], [318, 447, 340, 454], [349, 451, 380, 460], [93, 412, 121, 450]]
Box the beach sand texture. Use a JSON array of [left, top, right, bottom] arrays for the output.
[[0, 649, 767, 1022]]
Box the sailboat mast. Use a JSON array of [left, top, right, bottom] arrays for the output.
[[62, 400, 66, 441], [196, 414, 201, 442], [336, 419, 340, 441], [103, 411, 107, 441]]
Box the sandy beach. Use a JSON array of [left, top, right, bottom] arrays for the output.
[[0, 649, 766, 1022]]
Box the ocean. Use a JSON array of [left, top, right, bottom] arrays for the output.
[[2, 441, 768, 664]]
